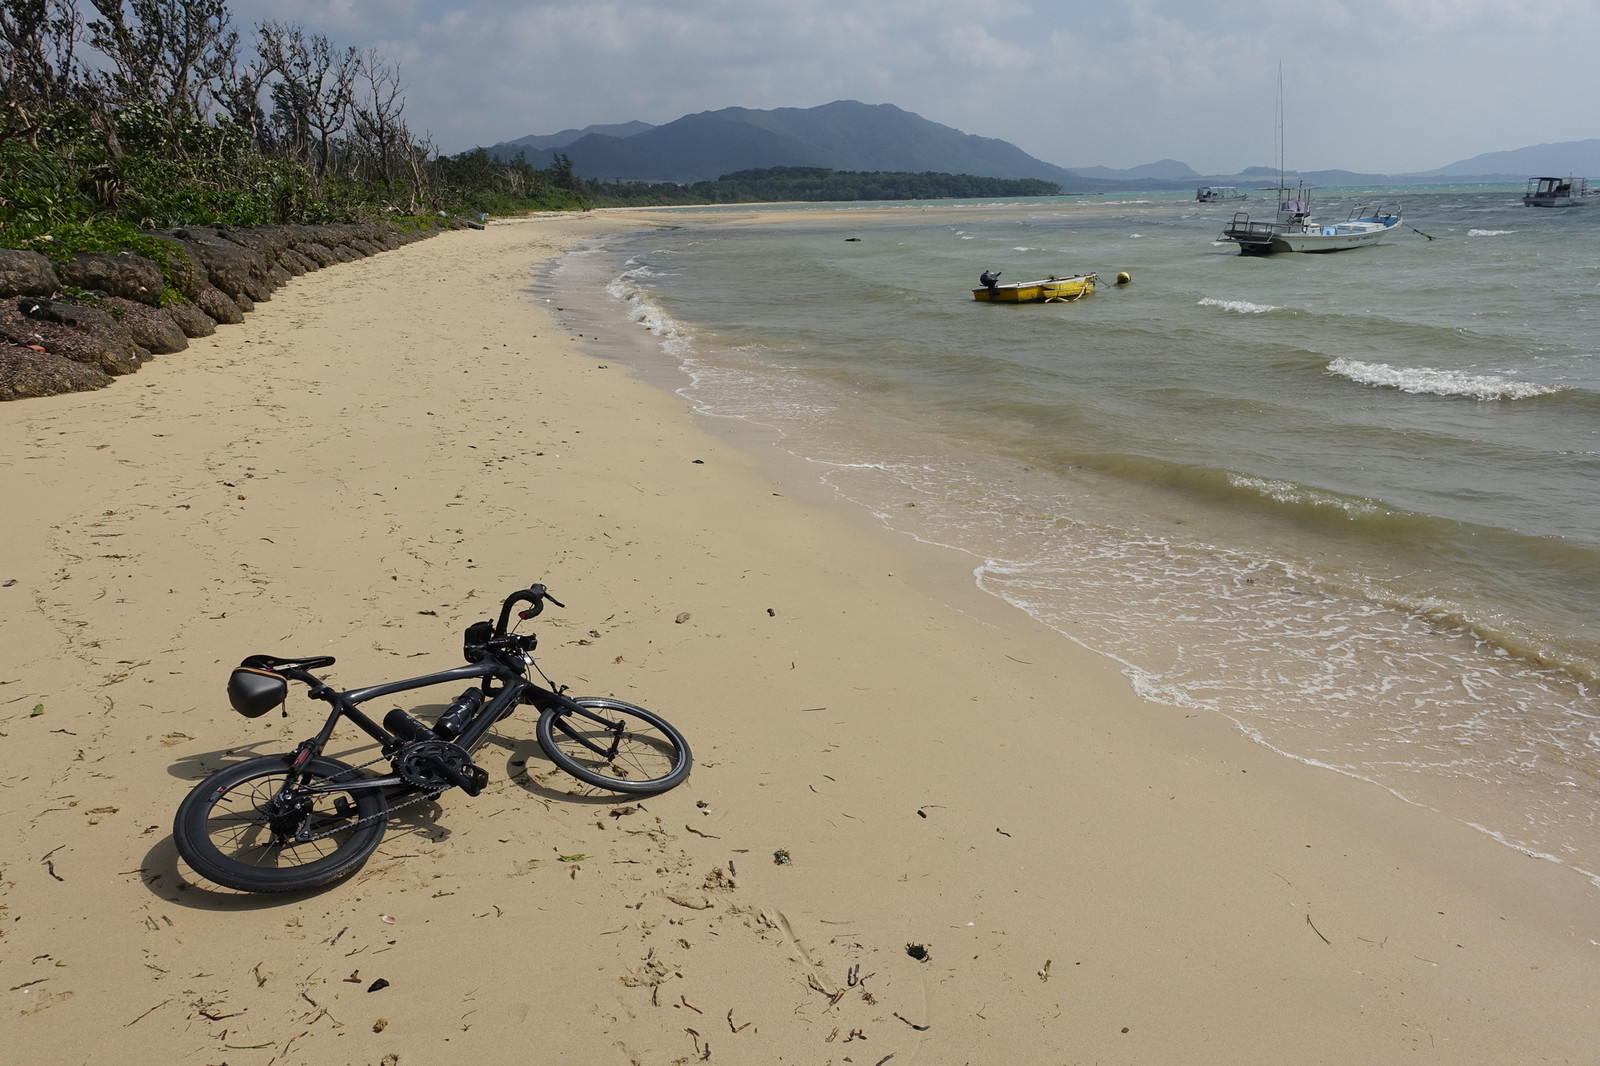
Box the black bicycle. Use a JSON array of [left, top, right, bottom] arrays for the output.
[[173, 581, 691, 893]]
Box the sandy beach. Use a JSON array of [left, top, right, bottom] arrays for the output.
[[3, 210, 1597, 1065]]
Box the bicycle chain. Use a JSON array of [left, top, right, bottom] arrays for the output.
[[292, 749, 460, 843]]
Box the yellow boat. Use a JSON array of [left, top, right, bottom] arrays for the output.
[[972, 272, 1096, 303]]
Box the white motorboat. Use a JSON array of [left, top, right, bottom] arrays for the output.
[[1523, 176, 1596, 208], [1221, 188, 1402, 254]]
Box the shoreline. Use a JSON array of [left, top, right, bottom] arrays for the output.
[[2, 210, 1596, 1064], [552, 208, 1600, 878]]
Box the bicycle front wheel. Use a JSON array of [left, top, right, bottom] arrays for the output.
[[537, 697, 691, 794], [174, 754, 388, 892]]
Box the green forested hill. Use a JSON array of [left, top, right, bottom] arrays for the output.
[[491, 101, 1094, 187], [588, 166, 1061, 205]]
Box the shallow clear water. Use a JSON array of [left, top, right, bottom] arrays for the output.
[[540, 187, 1600, 885]]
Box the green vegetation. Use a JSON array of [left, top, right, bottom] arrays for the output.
[[0, 0, 589, 257], [581, 166, 1061, 205], [1, 2, 1059, 263]]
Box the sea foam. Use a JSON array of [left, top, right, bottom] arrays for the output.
[[1326, 357, 1566, 400], [1198, 297, 1280, 314], [1229, 474, 1379, 518]]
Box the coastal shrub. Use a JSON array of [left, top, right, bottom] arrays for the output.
[[0, 142, 94, 231]]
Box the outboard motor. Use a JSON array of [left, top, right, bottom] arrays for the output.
[[979, 269, 1001, 295]]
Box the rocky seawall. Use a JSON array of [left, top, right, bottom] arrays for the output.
[[0, 219, 473, 401]]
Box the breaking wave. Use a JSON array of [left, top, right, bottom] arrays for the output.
[[1198, 297, 1280, 314], [1326, 358, 1567, 400]]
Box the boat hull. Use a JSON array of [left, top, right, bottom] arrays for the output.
[[1221, 211, 1400, 254], [1272, 217, 1400, 252], [973, 274, 1097, 302], [1524, 194, 1594, 208]]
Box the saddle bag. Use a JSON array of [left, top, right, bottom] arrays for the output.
[[227, 666, 288, 718]]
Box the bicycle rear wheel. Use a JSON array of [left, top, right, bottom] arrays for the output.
[[174, 754, 388, 892], [537, 696, 691, 794]]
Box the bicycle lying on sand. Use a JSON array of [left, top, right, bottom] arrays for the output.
[[173, 581, 691, 893]]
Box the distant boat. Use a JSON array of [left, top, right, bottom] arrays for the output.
[[1216, 65, 1401, 254], [1197, 186, 1247, 203], [1523, 176, 1596, 208], [972, 273, 1097, 303]]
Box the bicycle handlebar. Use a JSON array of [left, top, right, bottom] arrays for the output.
[[494, 582, 564, 636]]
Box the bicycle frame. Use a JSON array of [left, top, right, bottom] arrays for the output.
[[273, 646, 641, 802], [275, 652, 546, 797]]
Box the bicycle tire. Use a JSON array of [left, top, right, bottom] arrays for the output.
[[536, 696, 691, 794], [174, 754, 388, 892]]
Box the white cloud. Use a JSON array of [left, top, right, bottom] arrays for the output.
[[218, 0, 1600, 175]]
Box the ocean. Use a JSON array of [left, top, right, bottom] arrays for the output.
[[537, 186, 1600, 887]]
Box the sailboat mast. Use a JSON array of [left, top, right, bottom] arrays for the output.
[[1275, 61, 1285, 191]]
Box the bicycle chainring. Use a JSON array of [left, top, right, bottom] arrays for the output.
[[392, 739, 476, 791]]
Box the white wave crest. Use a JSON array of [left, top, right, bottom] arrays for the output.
[[1326, 358, 1566, 400], [1198, 297, 1279, 314], [1469, 228, 1514, 237], [606, 271, 687, 342], [1229, 475, 1378, 518]]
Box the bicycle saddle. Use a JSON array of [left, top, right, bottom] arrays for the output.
[[239, 654, 337, 671]]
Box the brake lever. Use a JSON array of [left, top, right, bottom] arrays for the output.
[[517, 586, 565, 620]]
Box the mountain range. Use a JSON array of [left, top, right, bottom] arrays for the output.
[[486, 100, 1598, 189]]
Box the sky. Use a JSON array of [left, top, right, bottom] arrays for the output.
[[225, 0, 1600, 176]]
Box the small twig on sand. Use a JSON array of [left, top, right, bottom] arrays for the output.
[[124, 998, 173, 1027]]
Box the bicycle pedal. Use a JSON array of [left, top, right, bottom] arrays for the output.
[[464, 764, 489, 796]]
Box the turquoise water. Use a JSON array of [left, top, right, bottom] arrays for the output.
[[541, 187, 1600, 885]]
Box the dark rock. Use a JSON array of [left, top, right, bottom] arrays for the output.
[[20, 297, 116, 330], [162, 301, 216, 338], [239, 272, 272, 302], [232, 291, 254, 313], [300, 242, 337, 268], [5, 298, 147, 375], [361, 227, 403, 251], [170, 231, 267, 300], [139, 235, 209, 298], [219, 226, 291, 263], [58, 251, 165, 306], [72, 335, 147, 375], [0, 249, 60, 298], [105, 297, 188, 354], [0, 345, 112, 400], [195, 285, 243, 324]]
